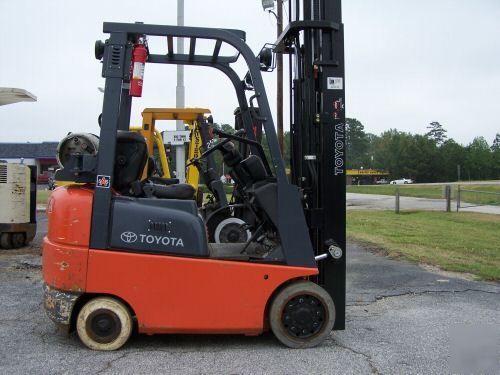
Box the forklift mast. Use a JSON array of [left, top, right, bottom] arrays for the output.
[[276, 0, 346, 329]]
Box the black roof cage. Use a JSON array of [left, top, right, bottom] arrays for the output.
[[88, 22, 316, 269], [102, 23, 246, 65]]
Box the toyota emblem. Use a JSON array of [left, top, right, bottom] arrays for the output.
[[120, 231, 137, 243]]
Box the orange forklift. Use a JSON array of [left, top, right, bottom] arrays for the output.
[[43, 0, 345, 350]]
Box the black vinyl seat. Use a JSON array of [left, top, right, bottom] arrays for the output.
[[143, 182, 195, 200], [113, 131, 194, 200], [113, 131, 149, 194]]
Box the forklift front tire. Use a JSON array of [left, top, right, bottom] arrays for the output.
[[269, 280, 335, 349], [76, 297, 133, 351]]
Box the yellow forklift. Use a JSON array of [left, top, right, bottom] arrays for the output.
[[131, 107, 219, 205], [133, 107, 244, 242]]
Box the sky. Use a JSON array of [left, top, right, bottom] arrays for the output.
[[1, 0, 499, 145]]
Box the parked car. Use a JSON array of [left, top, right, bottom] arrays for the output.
[[390, 178, 413, 184], [376, 178, 389, 184]]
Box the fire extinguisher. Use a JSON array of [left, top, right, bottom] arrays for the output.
[[129, 42, 148, 97]]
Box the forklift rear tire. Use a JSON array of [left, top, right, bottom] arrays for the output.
[[269, 280, 335, 349], [76, 297, 133, 351], [0, 233, 12, 249], [11, 233, 26, 249]]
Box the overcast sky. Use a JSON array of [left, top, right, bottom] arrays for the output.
[[1, 0, 499, 145]]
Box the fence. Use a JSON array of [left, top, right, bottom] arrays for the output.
[[456, 185, 500, 212], [394, 185, 453, 213], [392, 184, 500, 214]]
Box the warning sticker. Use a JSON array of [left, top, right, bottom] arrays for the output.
[[132, 62, 145, 80], [327, 77, 343, 90], [96, 175, 111, 188]]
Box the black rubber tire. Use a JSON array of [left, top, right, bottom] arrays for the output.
[[269, 280, 335, 349], [76, 297, 133, 351], [11, 233, 26, 249], [0, 233, 12, 249], [206, 210, 230, 242]]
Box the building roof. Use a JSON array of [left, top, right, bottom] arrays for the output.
[[0, 88, 37, 106], [0, 142, 58, 159]]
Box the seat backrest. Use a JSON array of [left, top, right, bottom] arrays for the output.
[[113, 131, 148, 194], [240, 155, 267, 183]]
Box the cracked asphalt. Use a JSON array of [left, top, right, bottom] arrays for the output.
[[0, 214, 499, 374]]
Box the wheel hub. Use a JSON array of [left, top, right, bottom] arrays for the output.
[[220, 223, 247, 243], [282, 295, 325, 338], [214, 217, 251, 243], [86, 308, 122, 344]]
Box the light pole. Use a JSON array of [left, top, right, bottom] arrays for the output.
[[276, 0, 284, 155], [176, 0, 186, 182]]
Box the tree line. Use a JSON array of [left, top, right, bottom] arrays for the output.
[[211, 119, 499, 183], [346, 118, 500, 182]]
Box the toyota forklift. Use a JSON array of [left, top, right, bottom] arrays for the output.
[[42, 0, 345, 350]]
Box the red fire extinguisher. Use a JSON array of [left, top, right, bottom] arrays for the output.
[[129, 43, 148, 97]]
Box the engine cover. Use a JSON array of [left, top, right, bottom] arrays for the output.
[[109, 197, 209, 257]]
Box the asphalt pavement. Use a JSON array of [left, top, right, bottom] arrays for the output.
[[0, 214, 499, 374]]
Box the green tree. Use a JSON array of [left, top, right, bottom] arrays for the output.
[[491, 133, 500, 151], [425, 121, 447, 145], [220, 123, 235, 135], [345, 118, 370, 168], [438, 139, 466, 181], [490, 133, 500, 179], [373, 130, 440, 182], [463, 137, 493, 180]]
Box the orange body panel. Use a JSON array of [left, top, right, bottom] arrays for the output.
[[43, 185, 319, 335], [86, 250, 318, 334], [43, 238, 88, 292], [43, 186, 94, 292]]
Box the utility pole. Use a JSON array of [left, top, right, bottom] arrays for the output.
[[176, 0, 186, 182], [276, 0, 284, 155], [260, 0, 284, 154]]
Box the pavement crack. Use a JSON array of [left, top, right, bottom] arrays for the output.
[[96, 352, 132, 374], [334, 340, 380, 374], [374, 288, 499, 301]]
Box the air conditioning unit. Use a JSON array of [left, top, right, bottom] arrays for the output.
[[0, 162, 37, 249]]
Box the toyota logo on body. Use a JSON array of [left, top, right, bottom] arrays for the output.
[[121, 231, 137, 243]]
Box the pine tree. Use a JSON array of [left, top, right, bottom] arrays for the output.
[[425, 121, 447, 145], [491, 133, 500, 151]]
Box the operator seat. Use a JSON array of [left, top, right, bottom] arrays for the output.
[[113, 131, 195, 200], [222, 143, 269, 188], [221, 143, 278, 227]]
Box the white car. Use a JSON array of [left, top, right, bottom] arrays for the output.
[[390, 178, 413, 184]]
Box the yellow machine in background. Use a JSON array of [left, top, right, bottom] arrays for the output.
[[57, 108, 212, 196], [132, 107, 212, 197]]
